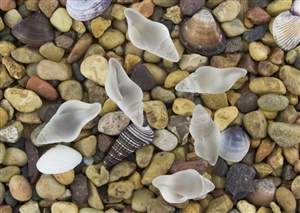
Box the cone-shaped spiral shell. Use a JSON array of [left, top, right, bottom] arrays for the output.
[[105, 58, 144, 127], [36, 100, 101, 145], [219, 126, 250, 162], [66, 0, 112, 21], [189, 105, 221, 166], [272, 11, 300, 51], [175, 66, 247, 94], [36, 145, 82, 174], [103, 123, 154, 167], [179, 8, 226, 56], [124, 8, 179, 62], [152, 169, 215, 203]]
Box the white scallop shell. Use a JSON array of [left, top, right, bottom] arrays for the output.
[[219, 126, 250, 162], [105, 58, 144, 127], [66, 0, 111, 21], [124, 8, 179, 62], [152, 169, 215, 203], [272, 11, 300, 51], [36, 100, 101, 145], [189, 105, 221, 166], [175, 66, 247, 94], [36, 145, 82, 174]]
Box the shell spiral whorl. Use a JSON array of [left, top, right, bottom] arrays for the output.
[[103, 123, 154, 168]]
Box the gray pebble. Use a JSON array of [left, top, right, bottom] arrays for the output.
[[5, 190, 18, 207], [282, 165, 298, 180], [248, 0, 271, 7], [243, 24, 269, 42], [293, 55, 300, 70], [224, 36, 243, 53]]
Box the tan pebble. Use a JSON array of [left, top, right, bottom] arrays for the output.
[[291, 175, 300, 199], [172, 98, 195, 116], [99, 98, 117, 116], [50, 8, 72, 32], [99, 29, 125, 50], [3, 9, 22, 29], [51, 201, 78, 213], [266, 0, 292, 16], [124, 54, 141, 74], [244, 7, 272, 26], [221, 18, 247, 37], [178, 54, 208, 72], [67, 33, 93, 63], [109, 160, 136, 182], [0, 41, 16, 57], [84, 44, 106, 59], [243, 110, 268, 139], [249, 41, 270, 61], [38, 0, 59, 18], [57, 80, 83, 101], [74, 135, 97, 157], [237, 200, 256, 213], [162, 5, 183, 24], [87, 180, 104, 210], [36, 174, 66, 200], [2, 56, 26, 79], [212, 0, 241, 22], [214, 106, 238, 131], [231, 75, 248, 89], [143, 63, 167, 86], [0, 205, 12, 213], [53, 169, 75, 185], [267, 146, 284, 177], [143, 100, 169, 129], [111, 4, 126, 20], [255, 136, 275, 163], [275, 187, 296, 212], [132, 188, 155, 212], [270, 202, 281, 213], [206, 194, 233, 213], [286, 91, 298, 105], [128, 171, 143, 190], [252, 163, 273, 178], [212, 173, 226, 189], [130, 0, 154, 18], [259, 107, 278, 120], [19, 199, 40, 213], [181, 200, 202, 213], [285, 49, 298, 64], [0, 17, 4, 30], [2, 147, 27, 167], [0, 166, 20, 182], [39, 42, 65, 62], [0, 0, 16, 11], [200, 93, 228, 110], [257, 206, 273, 213], [124, 41, 143, 58], [283, 146, 299, 166], [279, 65, 300, 95], [91, 17, 111, 38], [210, 53, 242, 68], [269, 47, 284, 65], [141, 152, 175, 185], [136, 144, 155, 168], [24, 0, 40, 11], [0, 107, 8, 128], [71, 19, 86, 34], [250, 137, 261, 149], [0, 121, 23, 143], [80, 54, 109, 86], [79, 208, 104, 213], [108, 181, 135, 199], [258, 61, 279, 77], [0, 142, 6, 164], [9, 175, 32, 201], [143, 50, 162, 63], [261, 31, 277, 48], [11, 46, 45, 64]]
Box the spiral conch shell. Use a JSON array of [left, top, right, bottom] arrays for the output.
[[189, 105, 221, 166], [152, 169, 215, 203], [124, 8, 179, 62], [36, 100, 101, 145], [175, 66, 247, 94], [105, 58, 144, 127]]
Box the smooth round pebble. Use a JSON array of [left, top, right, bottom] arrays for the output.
[[212, 0, 241, 22], [37, 60, 68, 81], [151, 86, 176, 104], [257, 94, 289, 111], [98, 111, 130, 136], [36, 174, 66, 200], [152, 129, 178, 151], [57, 80, 83, 101], [51, 201, 78, 213], [291, 175, 300, 199], [275, 187, 296, 212], [9, 175, 32, 201], [50, 8, 72, 32], [214, 106, 239, 131], [172, 98, 195, 116], [0, 166, 20, 182], [98, 29, 125, 50], [2, 147, 27, 167], [249, 77, 286, 95], [132, 188, 155, 212], [249, 41, 270, 61], [279, 65, 300, 95], [243, 110, 267, 139]]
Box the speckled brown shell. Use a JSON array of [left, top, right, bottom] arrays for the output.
[[12, 12, 54, 47], [179, 8, 226, 56]]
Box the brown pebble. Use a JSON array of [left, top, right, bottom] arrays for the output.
[[0, 0, 16, 11], [258, 61, 279, 77], [36, 174, 66, 200], [244, 7, 271, 27], [9, 175, 32, 201], [210, 53, 242, 68], [169, 160, 209, 175], [67, 33, 93, 63], [38, 0, 59, 18], [255, 136, 276, 163], [275, 187, 296, 212], [55, 35, 74, 50], [0, 205, 12, 213]]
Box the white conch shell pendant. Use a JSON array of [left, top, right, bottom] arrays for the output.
[[36, 100, 101, 145], [189, 105, 221, 166], [152, 169, 215, 203], [124, 8, 179, 62], [105, 58, 144, 127], [175, 66, 247, 94]]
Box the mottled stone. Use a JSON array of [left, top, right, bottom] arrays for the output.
[[178, 54, 208, 72], [224, 36, 244, 53], [214, 106, 239, 131], [108, 181, 135, 199], [169, 160, 209, 175], [206, 194, 233, 213], [243, 110, 267, 139], [70, 174, 88, 204], [200, 93, 228, 110], [212, 0, 241, 22], [146, 197, 175, 213], [210, 53, 242, 68], [162, 5, 183, 24], [25, 140, 39, 184], [238, 53, 258, 75], [257, 94, 289, 111], [19, 200, 40, 213], [37, 59, 68, 81], [258, 61, 279, 77], [167, 115, 190, 145], [267, 146, 283, 177], [172, 98, 195, 116], [58, 80, 83, 101], [136, 144, 155, 168], [252, 163, 273, 179], [244, 7, 271, 26], [152, 129, 178, 151], [279, 65, 300, 95], [9, 175, 32, 202], [282, 164, 297, 180], [249, 77, 286, 95], [143, 100, 169, 129], [2, 56, 25, 79], [36, 174, 66, 200], [98, 111, 130, 136], [109, 160, 136, 182]]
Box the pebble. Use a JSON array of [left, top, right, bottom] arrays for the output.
[[98, 111, 130, 136], [244, 7, 272, 27], [179, 0, 204, 15], [109, 160, 136, 182], [291, 175, 300, 199], [67, 33, 93, 63], [86, 164, 109, 187], [224, 36, 244, 53], [249, 77, 286, 95], [169, 160, 209, 175], [275, 187, 296, 212], [108, 181, 135, 199], [0, 41, 16, 57], [51, 201, 78, 213], [211, 52, 242, 68], [70, 174, 88, 204], [267, 146, 283, 177], [50, 8, 72, 32], [55, 34, 74, 50], [58, 80, 83, 100], [172, 98, 195, 116], [249, 41, 270, 61], [243, 110, 267, 139], [182, 200, 202, 213], [38, 0, 59, 18], [124, 54, 141, 74], [150, 86, 176, 104], [143, 63, 167, 86], [0, 0, 16, 11], [221, 18, 247, 37], [132, 188, 155, 212], [282, 164, 297, 180], [226, 163, 256, 200], [238, 53, 258, 75], [99, 29, 125, 50], [167, 115, 190, 145], [279, 65, 300, 95], [164, 71, 188, 89], [0, 107, 8, 128], [0, 65, 15, 88], [53, 169, 74, 185], [74, 135, 97, 157], [39, 42, 64, 62], [178, 54, 208, 72], [252, 163, 273, 178], [243, 24, 269, 42], [162, 5, 183, 24], [2, 56, 25, 79], [237, 200, 256, 213], [11, 46, 45, 64], [214, 106, 239, 131], [91, 16, 111, 38], [276, 105, 297, 123], [0, 120, 23, 143], [0, 142, 5, 164], [294, 55, 300, 70], [255, 137, 275, 163], [258, 61, 279, 76], [131, 0, 155, 17], [36, 174, 66, 200], [141, 152, 175, 185], [37, 59, 68, 81], [257, 94, 289, 111], [266, 0, 292, 16], [269, 47, 284, 65], [2, 147, 27, 167], [146, 197, 175, 213], [9, 175, 32, 201], [268, 122, 300, 148], [131, 64, 156, 91], [3, 9, 22, 29], [19, 199, 40, 213], [236, 91, 258, 114], [86, 180, 104, 210], [283, 146, 299, 166], [200, 93, 228, 110], [212, 0, 241, 22], [0, 166, 20, 182], [143, 100, 169, 129], [152, 129, 178, 151], [135, 144, 155, 168], [213, 158, 229, 177], [97, 134, 115, 153], [206, 194, 233, 213]]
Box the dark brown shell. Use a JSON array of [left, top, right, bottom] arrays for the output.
[[12, 12, 54, 47], [179, 8, 226, 56]]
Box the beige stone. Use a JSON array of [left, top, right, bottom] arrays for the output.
[[36, 174, 66, 200], [74, 135, 97, 157], [51, 201, 78, 213], [53, 169, 75, 185], [39, 42, 65, 62], [143, 100, 169, 129], [0, 41, 16, 57], [214, 106, 239, 131], [172, 98, 195, 116], [87, 180, 104, 210], [50, 8, 72, 32], [86, 164, 109, 187], [200, 93, 228, 110], [249, 41, 270, 61], [164, 70, 189, 88], [9, 175, 32, 201], [91, 17, 111, 38], [109, 160, 136, 182]]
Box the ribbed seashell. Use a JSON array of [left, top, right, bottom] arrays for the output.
[[272, 11, 300, 51], [291, 0, 300, 16], [66, 0, 112, 21], [103, 123, 154, 168], [152, 169, 215, 203], [105, 58, 144, 127], [189, 105, 221, 166], [175, 66, 247, 94], [219, 126, 250, 162], [124, 8, 179, 62], [36, 145, 82, 174], [36, 100, 101, 145], [246, 179, 276, 207], [179, 8, 226, 56], [11, 12, 54, 47]]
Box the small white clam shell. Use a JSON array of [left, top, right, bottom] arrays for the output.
[[189, 105, 221, 166], [175, 66, 247, 94], [219, 126, 250, 162], [152, 169, 215, 203], [36, 100, 101, 145], [105, 58, 144, 127], [36, 145, 82, 174], [124, 8, 179, 62], [272, 11, 300, 51]]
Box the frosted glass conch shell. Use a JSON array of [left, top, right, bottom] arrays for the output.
[[124, 8, 179, 62], [189, 105, 221, 166], [105, 58, 144, 127], [36, 100, 101, 145], [152, 169, 215, 203], [175, 66, 247, 94]]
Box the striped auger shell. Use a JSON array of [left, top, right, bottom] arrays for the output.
[[103, 123, 154, 168]]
